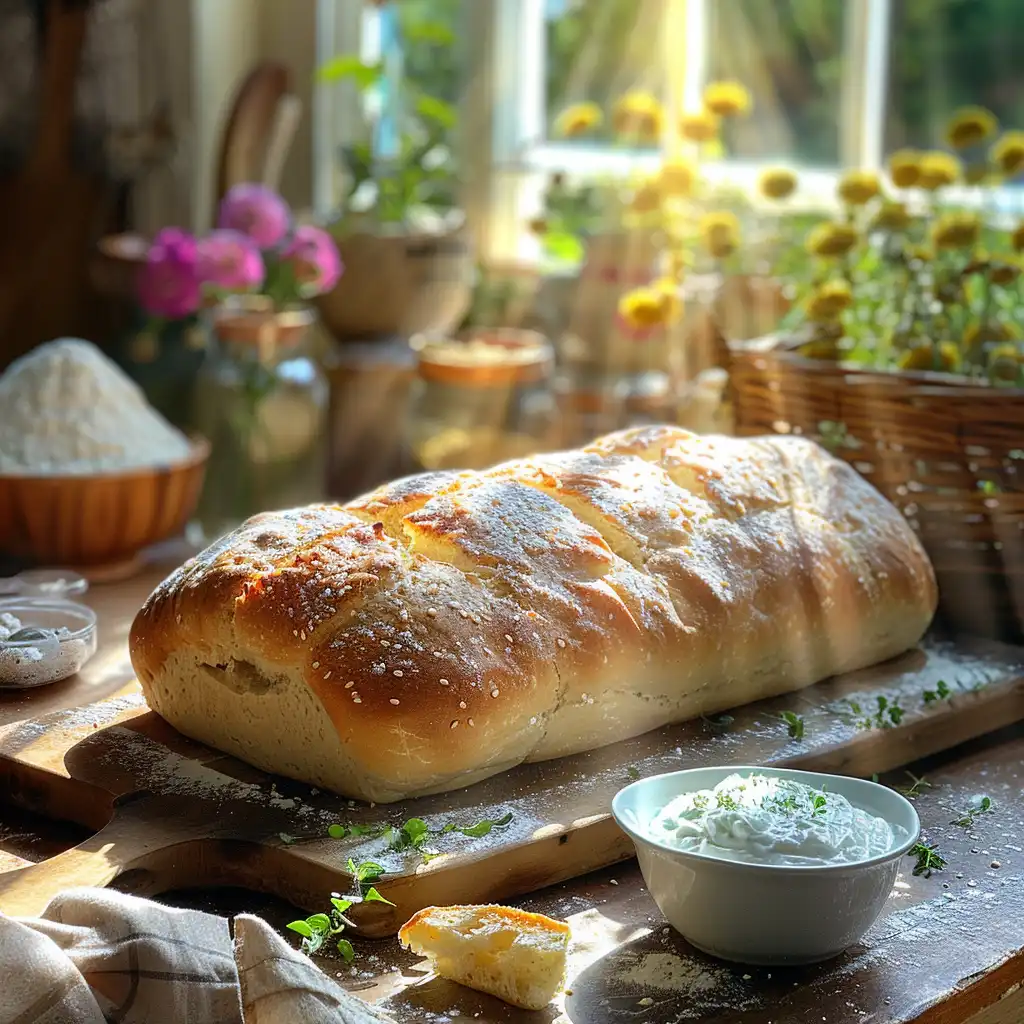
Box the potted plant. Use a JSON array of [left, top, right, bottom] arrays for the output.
[[138, 183, 343, 537], [314, 2, 473, 341], [727, 109, 1024, 640]]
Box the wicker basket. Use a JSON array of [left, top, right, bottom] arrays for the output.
[[729, 336, 1024, 642]]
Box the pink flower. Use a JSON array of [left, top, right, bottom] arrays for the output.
[[138, 228, 202, 320], [280, 225, 344, 296], [217, 184, 291, 248], [197, 230, 265, 293]]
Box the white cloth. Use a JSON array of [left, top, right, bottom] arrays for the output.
[[0, 888, 397, 1024]]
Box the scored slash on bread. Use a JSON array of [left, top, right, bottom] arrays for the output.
[[129, 425, 937, 803], [398, 904, 571, 1011]]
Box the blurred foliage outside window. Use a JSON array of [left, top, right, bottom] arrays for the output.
[[885, 0, 1024, 155]]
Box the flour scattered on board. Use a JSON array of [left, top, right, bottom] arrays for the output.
[[98, 726, 329, 825], [0, 338, 192, 474]]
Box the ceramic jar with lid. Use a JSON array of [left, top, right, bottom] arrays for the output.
[[405, 329, 557, 472]]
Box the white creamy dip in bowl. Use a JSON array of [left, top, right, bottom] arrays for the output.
[[612, 765, 920, 965]]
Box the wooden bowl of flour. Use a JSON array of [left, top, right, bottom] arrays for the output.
[[0, 438, 210, 576]]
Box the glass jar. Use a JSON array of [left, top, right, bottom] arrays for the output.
[[191, 298, 329, 539], [405, 329, 557, 472]]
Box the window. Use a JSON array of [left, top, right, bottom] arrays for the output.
[[884, 0, 1024, 155], [312, 0, 1024, 262], [544, 0, 667, 147], [705, 0, 845, 167]]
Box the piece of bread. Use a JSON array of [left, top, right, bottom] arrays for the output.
[[129, 425, 937, 803], [397, 904, 570, 1011]]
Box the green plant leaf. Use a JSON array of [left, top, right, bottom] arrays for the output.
[[318, 56, 382, 90], [328, 824, 347, 840], [414, 95, 457, 129], [331, 898, 354, 915], [337, 938, 356, 962], [402, 20, 456, 46], [306, 913, 332, 933], [363, 887, 396, 907], [287, 920, 314, 938], [347, 858, 385, 883]]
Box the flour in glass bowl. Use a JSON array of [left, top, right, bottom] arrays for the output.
[[0, 338, 192, 475]]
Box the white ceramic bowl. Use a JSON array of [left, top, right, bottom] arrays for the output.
[[612, 765, 921, 966]]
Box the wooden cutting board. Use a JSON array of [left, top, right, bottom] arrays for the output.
[[1, 560, 1023, 935]]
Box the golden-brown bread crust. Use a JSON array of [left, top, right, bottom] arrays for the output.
[[129, 426, 937, 802]]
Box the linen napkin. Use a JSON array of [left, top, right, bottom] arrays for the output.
[[0, 887, 397, 1024]]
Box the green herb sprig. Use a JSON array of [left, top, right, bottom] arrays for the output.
[[811, 793, 828, 818], [286, 885, 394, 960], [326, 812, 515, 872], [896, 772, 932, 799], [779, 711, 805, 740], [847, 694, 905, 730], [951, 795, 994, 828], [909, 841, 947, 878], [922, 679, 952, 704]]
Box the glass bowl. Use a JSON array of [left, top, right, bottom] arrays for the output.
[[0, 598, 98, 689]]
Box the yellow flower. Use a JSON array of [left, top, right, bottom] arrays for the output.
[[526, 216, 548, 236], [988, 343, 1024, 382], [699, 211, 740, 259], [657, 158, 697, 198], [806, 222, 859, 258], [965, 320, 1022, 349], [1013, 222, 1024, 252], [992, 131, 1024, 176], [838, 170, 881, 206], [703, 81, 751, 118], [679, 109, 719, 143], [945, 106, 999, 150], [889, 149, 922, 188], [990, 259, 1021, 286], [917, 151, 961, 191], [618, 286, 671, 330], [758, 167, 798, 201], [652, 277, 684, 324], [931, 211, 981, 250], [898, 341, 961, 372], [871, 201, 911, 232], [553, 102, 603, 138], [612, 91, 664, 143], [805, 280, 853, 322], [629, 181, 663, 213]]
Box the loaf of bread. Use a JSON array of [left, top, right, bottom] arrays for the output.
[[129, 425, 937, 803], [398, 905, 570, 1011]]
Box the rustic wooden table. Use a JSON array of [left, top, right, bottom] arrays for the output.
[[1, 560, 1023, 1024]]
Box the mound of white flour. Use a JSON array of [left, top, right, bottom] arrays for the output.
[[0, 338, 192, 475]]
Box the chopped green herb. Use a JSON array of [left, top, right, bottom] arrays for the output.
[[716, 792, 739, 811], [692, 793, 710, 811], [327, 824, 347, 840], [279, 832, 297, 845], [909, 842, 946, 878], [871, 773, 879, 783], [286, 874, 396, 959], [923, 679, 953, 704], [811, 794, 828, 817], [347, 858, 385, 883], [701, 712, 735, 733], [442, 812, 515, 839], [951, 795, 994, 828], [363, 886, 396, 907], [896, 772, 931, 799], [626, 765, 642, 782], [779, 711, 805, 740], [850, 694, 905, 730]]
